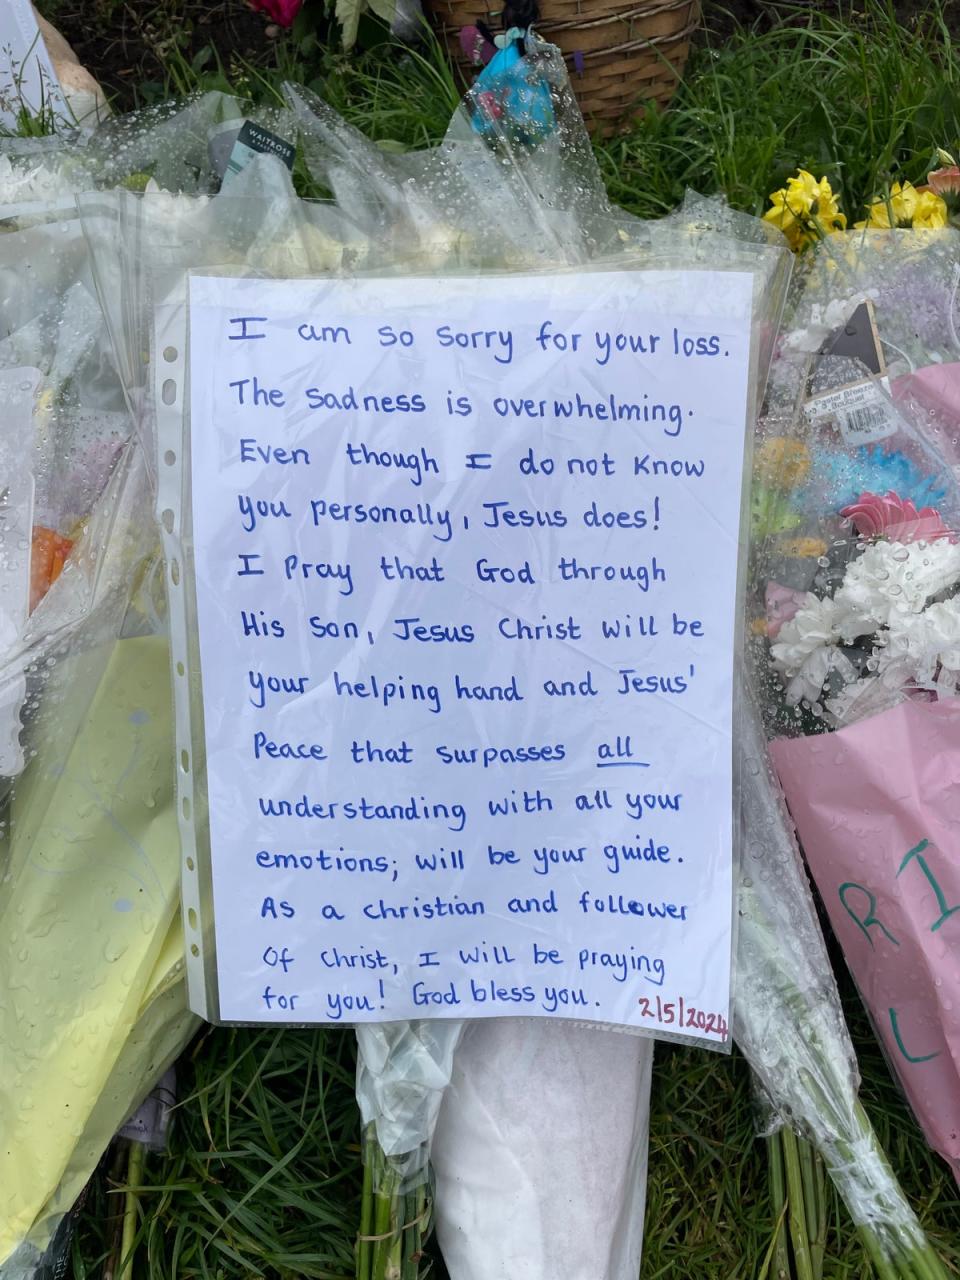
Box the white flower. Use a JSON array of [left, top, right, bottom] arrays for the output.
[[771, 593, 843, 670], [771, 596, 862, 704], [0, 153, 86, 207], [783, 645, 857, 706], [834, 539, 960, 629], [878, 596, 960, 690], [771, 539, 960, 708], [140, 180, 210, 231]]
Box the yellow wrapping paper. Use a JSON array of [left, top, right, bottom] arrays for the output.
[[0, 635, 198, 1267]]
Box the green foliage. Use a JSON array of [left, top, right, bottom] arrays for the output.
[[138, 14, 458, 151], [595, 1, 960, 223], [72, 1028, 363, 1279], [335, 0, 396, 51], [72, 977, 960, 1278], [132, 0, 960, 224]]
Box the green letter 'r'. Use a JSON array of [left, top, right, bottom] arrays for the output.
[[838, 882, 900, 949]]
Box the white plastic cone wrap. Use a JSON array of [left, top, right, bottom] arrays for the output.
[[432, 1020, 654, 1280]]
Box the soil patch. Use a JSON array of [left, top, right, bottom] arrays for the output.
[[38, 0, 277, 107]]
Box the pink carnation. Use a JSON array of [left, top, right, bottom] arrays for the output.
[[840, 491, 950, 543], [250, 0, 303, 26], [765, 581, 808, 639]]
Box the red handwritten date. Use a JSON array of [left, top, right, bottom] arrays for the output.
[[637, 994, 729, 1040]]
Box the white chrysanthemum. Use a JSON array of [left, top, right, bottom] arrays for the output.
[[783, 645, 857, 706], [824, 674, 908, 728], [878, 596, 960, 689], [0, 154, 85, 207], [139, 179, 210, 228], [834, 539, 960, 628], [771, 593, 842, 671], [770, 595, 861, 704]]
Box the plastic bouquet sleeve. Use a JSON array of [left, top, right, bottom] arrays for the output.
[[749, 226, 960, 1193], [0, 634, 199, 1278]]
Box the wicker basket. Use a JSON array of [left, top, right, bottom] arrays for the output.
[[426, 0, 701, 131]]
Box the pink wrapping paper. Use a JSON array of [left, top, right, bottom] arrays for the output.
[[892, 362, 960, 472], [771, 698, 960, 1183]]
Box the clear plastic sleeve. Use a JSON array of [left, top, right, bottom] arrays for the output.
[[743, 228, 959, 1271], [736, 680, 949, 1270], [81, 45, 790, 1280], [0, 132, 206, 1275]]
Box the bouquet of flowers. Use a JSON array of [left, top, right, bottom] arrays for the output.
[[751, 222, 960, 1193], [0, 100, 281, 1279], [766, 510, 960, 1185]]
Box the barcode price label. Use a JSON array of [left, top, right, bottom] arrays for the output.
[[805, 377, 897, 445]]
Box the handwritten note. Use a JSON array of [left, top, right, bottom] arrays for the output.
[[186, 270, 754, 1037]]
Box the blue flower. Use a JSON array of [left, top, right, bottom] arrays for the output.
[[806, 444, 948, 512]]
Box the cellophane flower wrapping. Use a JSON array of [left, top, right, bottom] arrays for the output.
[[0, 101, 290, 1279], [752, 227, 960, 1190], [3, 86, 366, 1277]]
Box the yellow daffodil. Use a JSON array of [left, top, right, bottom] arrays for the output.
[[913, 189, 949, 227], [921, 165, 960, 223], [763, 170, 846, 251], [855, 181, 948, 230]]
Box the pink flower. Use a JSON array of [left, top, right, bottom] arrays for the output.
[[476, 90, 504, 120], [765, 581, 808, 639], [925, 166, 960, 198], [250, 0, 303, 27], [840, 491, 950, 543]]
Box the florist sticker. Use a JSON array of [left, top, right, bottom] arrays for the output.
[[183, 270, 754, 1036]]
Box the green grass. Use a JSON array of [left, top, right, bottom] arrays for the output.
[[49, 1, 960, 1275], [72, 1029, 363, 1280], [641, 978, 960, 1278], [596, 1, 960, 221], [88, 0, 960, 221], [69, 974, 960, 1278]]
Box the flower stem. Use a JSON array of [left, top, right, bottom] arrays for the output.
[[798, 1134, 826, 1277], [781, 1127, 816, 1280], [766, 1131, 793, 1278], [359, 1128, 431, 1280], [357, 1126, 375, 1280], [117, 1140, 144, 1280]]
